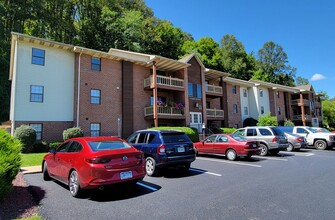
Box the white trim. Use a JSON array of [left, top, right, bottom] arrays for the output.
[[76, 48, 83, 127], [10, 38, 18, 135]]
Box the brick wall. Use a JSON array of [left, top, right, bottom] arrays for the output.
[[225, 83, 242, 128], [276, 91, 286, 122]]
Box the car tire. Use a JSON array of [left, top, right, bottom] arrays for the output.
[[69, 170, 82, 198], [145, 157, 159, 176], [226, 149, 237, 161], [42, 161, 51, 181], [286, 143, 294, 152], [314, 140, 327, 150], [259, 144, 268, 156]]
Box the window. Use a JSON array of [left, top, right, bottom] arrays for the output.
[[188, 83, 202, 99], [90, 123, 100, 136], [259, 89, 263, 97], [30, 123, 42, 141], [233, 104, 238, 113], [244, 106, 248, 115], [259, 128, 272, 136], [91, 57, 101, 71], [232, 85, 237, 94], [68, 141, 83, 152], [261, 106, 265, 114], [246, 128, 257, 136], [276, 91, 280, 98], [30, 85, 44, 102], [32, 48, 45, 65], [90, 89, 101, 104], [277, 107, 281, 115], [243, 89, 247, 97]]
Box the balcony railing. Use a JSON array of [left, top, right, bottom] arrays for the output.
[[292, 115, 311, 121], [144, 106, 184, 117], [314, 102, 321, 108], [206, 109, 224, 118], [144, 75, 184, 89], [206, 85, 223, 95], [291, 99, 310, 106]]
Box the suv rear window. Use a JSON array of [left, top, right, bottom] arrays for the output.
[[271, 127, 285, 136], [162, 133, 191, 143]]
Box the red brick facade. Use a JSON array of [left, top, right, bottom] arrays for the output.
[[225, 83, 242, 128]]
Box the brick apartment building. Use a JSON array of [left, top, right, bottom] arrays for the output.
[[9, 33, 323, 142]]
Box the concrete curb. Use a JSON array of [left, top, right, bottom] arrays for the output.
[[20, 166, 42, 174]]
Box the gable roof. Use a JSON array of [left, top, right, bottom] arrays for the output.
[[179, 53, 205, 69], [249, 79, 300, 93], [295, 84, 314, 92]]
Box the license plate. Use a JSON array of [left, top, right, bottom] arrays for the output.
[[177, 146, 185, 153], [120, 171, 132, 180]]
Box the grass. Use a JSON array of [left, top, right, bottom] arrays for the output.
[[16, 215, 42, 220], [21, 153, 47, 167]]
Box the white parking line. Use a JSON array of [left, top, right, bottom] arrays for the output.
[[197, 157, 262, 168], [136, 182, 158, 191], [189, 168, 222, 176], [253, 156, 288, 161], [279, 152, 315, 157]]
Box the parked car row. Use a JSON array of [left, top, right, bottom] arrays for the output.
[[42, 126, 334, 198]]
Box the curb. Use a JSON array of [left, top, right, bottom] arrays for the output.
[[20, 166, 42, 174]]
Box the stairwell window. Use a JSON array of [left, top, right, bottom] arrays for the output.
[[90, 89, 101, 104], [32, 48, 45, 66], [90, 123, 100, 136], [188, 83, 202, 99], [260, 89, 264, 97], [233, 104, 238, 113], [30, 85, 44, 103], [232, 85, 237, 94], [91, 57, 101, 71], [243, 89, 247, 97], [261, 106, 265, 114], [244, 106, 248, 115]]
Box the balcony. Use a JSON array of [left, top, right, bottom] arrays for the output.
[[144, 106, 184, 118], [206, 109, 224, 119], [314, 102, 321, 108], [206, 85, 223, 96], [292, 114, 311, 121], [291, 99, 310, 106], [144, 75, 184, 91]]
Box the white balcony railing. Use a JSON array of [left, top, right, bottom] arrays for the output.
[[206, 109, 224, 118], [206, 85, 223, 95], [144, 106, 184, 117], [144, 75, 184, 88], [292, 115, 311, 121], [291, 99, 310, 106]]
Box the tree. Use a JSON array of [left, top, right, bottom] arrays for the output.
[[220, 34, 255, 80], [255, 41, 296, 86], [322, 100, 335, 128], [295, 76, 309, 86]]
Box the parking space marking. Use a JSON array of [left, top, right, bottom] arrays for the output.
[[136, 182, 158, 191], [253, 156, 288, 161], [189, 168, 222, 176], [197, 157, 262, 168]]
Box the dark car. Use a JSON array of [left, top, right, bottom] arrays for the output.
[[42, 136, 146, 197], [127, 130, 196, 176], [276, 126, 308, 151], [194, 134, 260, 161]]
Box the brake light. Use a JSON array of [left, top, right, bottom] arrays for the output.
[[157, 144, 166, 154], [85, 158, 111, 164], [272, 137, 278, 142], [295, 137, 303, 142]]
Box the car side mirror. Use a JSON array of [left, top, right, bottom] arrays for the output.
[[49, 148, 56, 154]]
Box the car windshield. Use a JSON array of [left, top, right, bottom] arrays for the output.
[[317, 128, 330, 133], [162, 133, 191, 143], [88, 140, 131, 152], [306, 127, 318, 133], [231, 134, 248, 141]]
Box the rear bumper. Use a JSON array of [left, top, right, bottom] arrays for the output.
[[240, 148, 261, 156], [268, 143, 288, 150], [295, 142, 308, 149], [156, 154, 196, 167], [327, 140, 335, 147]]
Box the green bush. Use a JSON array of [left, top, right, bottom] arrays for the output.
[[149, 126, 199, 142], [257, 113, 278, 126], [220, 127, 237, 134], [284, 119, 295, 126], [243, 117, 258, 127], [13, 125, 36, 152], [0, 129, 22, 200], [28, 141, 49, 153], [49, 142, 62, 150], [63, 127, 84, 141]]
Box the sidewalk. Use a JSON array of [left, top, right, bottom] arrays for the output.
[[20, 166, 42, 174]]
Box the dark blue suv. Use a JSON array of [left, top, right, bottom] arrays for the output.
[[127, 130, 196, 176]]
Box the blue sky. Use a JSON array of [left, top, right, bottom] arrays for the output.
[[145, 0, 335, 98]]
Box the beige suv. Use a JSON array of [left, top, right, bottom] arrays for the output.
[[233, 126, 289, 156]]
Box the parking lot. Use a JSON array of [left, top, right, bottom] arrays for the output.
[[25, 149, 335, 220]]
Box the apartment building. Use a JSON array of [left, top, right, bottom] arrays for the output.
[[9, 33, 323, 142]]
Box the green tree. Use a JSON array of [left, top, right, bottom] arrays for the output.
[[257, 113, 278, 126], [322, 100, 335, 128], [295, 76, 309, 86], [255, 41, 296, 86]]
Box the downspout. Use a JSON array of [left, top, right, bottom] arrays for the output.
[[76, 48, 83, 127], [152, 61, 158, 127], [10, 37, 18, 135], [300, 92, 306, 126]]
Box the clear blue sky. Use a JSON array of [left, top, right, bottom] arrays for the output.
[[145, 0, 335, 98]]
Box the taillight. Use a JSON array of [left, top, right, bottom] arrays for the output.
[[272, 137, 278, 142], [85, 158, 111, 164], [296, 137, 303, 142], [157, 144, 166, 154]]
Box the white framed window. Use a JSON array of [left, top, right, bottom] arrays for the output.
[[32, 48, 45, 66], [277, 107, 281, 115], [90, 89, 101, 104], [30, 123, 42, 141], [243, 89, 247, 97], [259, 89, 263, 97], [30, 85, 44, 103], [90, 123, 100, 136], [244, 106, 248, 115], [91, 57, 101, 71], [232, 85, 237, 94], [261, 106, 265, 114], [233, 104, 238, 113]]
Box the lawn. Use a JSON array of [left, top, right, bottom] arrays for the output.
[[21, 153, 47, 167]]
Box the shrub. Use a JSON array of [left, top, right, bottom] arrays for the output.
[[284, 119, 295, 126], [149, 126, 199, 142], [243, 117, 258, 127], [63, 127, 84, 141], [49, 142, 62, 150], [28, 141, 49, 153], [0, 129, 22, 200], [220, 127, 237, 134], [257, 113, 278, 126], [13, 125, 36, 152]]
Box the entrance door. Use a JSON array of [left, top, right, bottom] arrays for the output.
[[190, 112, 203, 133]]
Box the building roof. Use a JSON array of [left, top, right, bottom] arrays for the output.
[[179, 53, 206, 69], [249, 79, 300, 93], [295, 84, 314, 93], [223, 77, 255, 87], [205, 69, 230, 80]]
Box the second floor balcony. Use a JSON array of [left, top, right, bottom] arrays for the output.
[[206, 85, 223, 96], [291, 99, 310, 106], [144, 75, 184, 91], [206, 108, 224, 119], [292, 114, 311, 121], [144, 106, 185, 118]]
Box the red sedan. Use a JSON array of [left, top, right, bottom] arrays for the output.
[[42, 136, 146, 197], [194, 134, 260, 161]]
